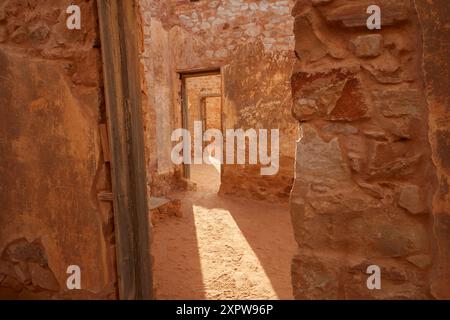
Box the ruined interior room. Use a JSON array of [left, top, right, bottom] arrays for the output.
[[143, 0, 298, 299], [0, 0, 449, 302]]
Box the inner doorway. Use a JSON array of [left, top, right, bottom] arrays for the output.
[[181, 70, 222, 193]]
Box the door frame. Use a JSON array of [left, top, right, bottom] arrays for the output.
[[179, 69, 221, 180], [97, 0, 152, 300]]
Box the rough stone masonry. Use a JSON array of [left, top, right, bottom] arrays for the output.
[[290, 0, 450, 299]]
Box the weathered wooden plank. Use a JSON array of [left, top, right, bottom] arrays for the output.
[[99, 123, 111, 162], [97, 0, 152, 300]]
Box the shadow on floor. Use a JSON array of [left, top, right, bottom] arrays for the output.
[[152, 202, 206, 299]]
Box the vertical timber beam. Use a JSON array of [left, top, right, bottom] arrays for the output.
[[97, 0, 152, 300], [180, 76, 190, 179]]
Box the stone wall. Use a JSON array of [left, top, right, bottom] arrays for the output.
[[289, 0, 448, 299], [415, 0, 450, 299], [169, 0, 294, 63], [0, 0, 117, 299]]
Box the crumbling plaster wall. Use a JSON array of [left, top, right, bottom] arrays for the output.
[[290, 0, 449, 299], [0, 0, 117, 299], [221, 41, 298, 200], [139, 0, 185, 197], [140, 0, 298, 200]]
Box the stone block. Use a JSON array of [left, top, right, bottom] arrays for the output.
[[350, 34, 383, 58], [382, 117, 415, 139], [28, 23, 50, 42], [292, 68, 369, 121], [293, 12, 328, 63], [294, 124, 350, 186], [398, 185, 427, 215], [4, 239, 47, 266], [343, 260, 429, 299], [372, 89, 421, 118], [374, 224, 428, 257], [368, 141, 421, 178], [367, 153, 421, 178], [292, 251, 341, 299], [322, 0, 410, 28], [29, 263, 60, 292]]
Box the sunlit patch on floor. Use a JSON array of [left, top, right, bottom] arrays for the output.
[[192, 204, 278, 299]]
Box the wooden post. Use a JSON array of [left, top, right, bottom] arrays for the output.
[[97, 0, 152, 300]]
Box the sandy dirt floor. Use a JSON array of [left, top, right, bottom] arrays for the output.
[[152, 164, 296, 300]]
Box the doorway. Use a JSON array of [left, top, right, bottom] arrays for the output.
[[180, 70, 222, 193]]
